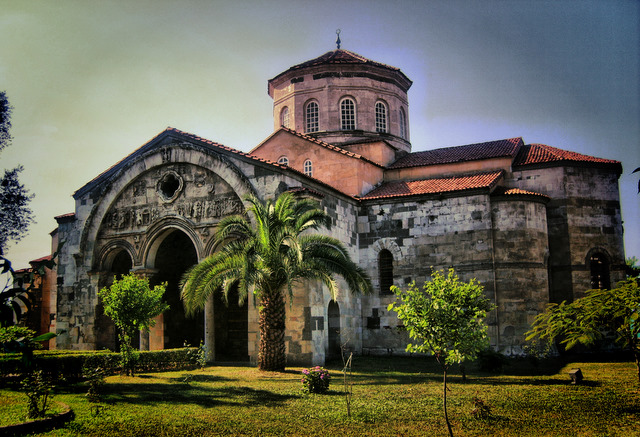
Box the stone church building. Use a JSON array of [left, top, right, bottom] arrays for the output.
[[51, 48, 625, 365]]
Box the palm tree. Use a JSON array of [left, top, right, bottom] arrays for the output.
[[181, 192, 372, 371]]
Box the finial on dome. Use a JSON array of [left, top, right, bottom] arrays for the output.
[[336, 29, 341, 50]]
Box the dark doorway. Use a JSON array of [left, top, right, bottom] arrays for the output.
[[153, 230, 202, 349], [213, 284, 249, 361], [327, 300, 341, 360], [96, 249, 133, 351]]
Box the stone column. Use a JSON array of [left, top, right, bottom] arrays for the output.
[[140, 331, 149, 351], [205, 295, 215, 362], [131, 268, 159, 351]]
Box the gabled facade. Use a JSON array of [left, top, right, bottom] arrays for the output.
[[51, 49, 626, 363]]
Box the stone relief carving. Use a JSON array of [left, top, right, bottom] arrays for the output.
[[101, 164, 243, 235], [103, 197, 242, 230]]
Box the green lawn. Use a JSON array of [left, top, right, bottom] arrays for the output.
[[1, 356, 639, 436]]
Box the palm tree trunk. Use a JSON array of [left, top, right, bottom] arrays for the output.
[[258, 292, 286, 371]]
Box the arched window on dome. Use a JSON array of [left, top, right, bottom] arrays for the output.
[[303, 159, 313, 177], [280, 107, 290, 128], [589, 252, 611, 290], [340, 98, 356, 130], [375, 101, 387, 133], [399, 107, 407, 139], [378, 249, 394, 295], [277, 156, 289, 166], [305, 101, 318, 133]]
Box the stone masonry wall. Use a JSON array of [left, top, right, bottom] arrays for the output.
[[358, 194, 497, 355], [508, 165, 625, 302]]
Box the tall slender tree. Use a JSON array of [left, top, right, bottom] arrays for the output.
[[0, 91, 33, 255], [181, 192, 372, 371]]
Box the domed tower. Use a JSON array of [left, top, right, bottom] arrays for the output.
[[267, 48, 413, 157]]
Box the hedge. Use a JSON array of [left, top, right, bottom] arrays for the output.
[[0, 347, 201, 382]]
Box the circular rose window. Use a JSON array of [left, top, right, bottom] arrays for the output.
[[156, 171, 183, 203]]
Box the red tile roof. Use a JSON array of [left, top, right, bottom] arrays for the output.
[[75, 127, 288, 198], [30, 255, 53, 264], [389, 138, 523, 169], [361, 171, 504, 200], [54, 212, 75, 220], [491, 186, 549, 200], [268, 49, 412, 92], [252, 127, 383, 167], [286, 49, 403, 73], [513, 143, 621, 168]]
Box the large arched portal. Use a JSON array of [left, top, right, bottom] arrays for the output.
[[213, 284, 249, 361], [152, 230, 202, 349], [96, 248, 134, 350]]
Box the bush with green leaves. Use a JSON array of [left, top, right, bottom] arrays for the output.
[[98, 273, 168, 376], [83, 365, 106, 403], [526, 276, 640, 383], [22, 369, 54, 418], [301, 366, 331, 393]]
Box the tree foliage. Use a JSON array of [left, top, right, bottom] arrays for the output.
[[388, 268, 494, 437], [98, 273, 169, 375], [181, 192, 372, 371], [0, 91, 12, 153], [526, 277, 640, 383], [0, 91, 33, 255], [627, 257, 640, 278]]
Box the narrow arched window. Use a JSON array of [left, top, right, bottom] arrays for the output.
[[277, 156, 289, 166], [399, 108, 407, 139], [305, 101, 318, 133], [589, 253, 610, 289], [281, 107, 290, 128], [303, 159, 313, 176], [340, 98, 356, 130], [379, 249, 394, 295], [375, 102, 387, 133]]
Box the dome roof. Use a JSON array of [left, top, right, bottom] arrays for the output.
[[268, 49, 412, 95]]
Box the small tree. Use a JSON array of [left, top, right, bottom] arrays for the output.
[[526, 277, 640, 383], [388, 268, 494, 437], [98, 273, 169, 376]]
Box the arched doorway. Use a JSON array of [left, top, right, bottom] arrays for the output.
[[152, 230, 203, 349], [96, 249, 133, 350], [213, 283, 249, 361], [327, 300, 341, 361]]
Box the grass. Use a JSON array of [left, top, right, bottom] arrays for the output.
[[1, 356, 639, 436]]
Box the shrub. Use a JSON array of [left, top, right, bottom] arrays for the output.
[[301, 366, 331, 394], [83, 365, 106, 403], [475, 348, 508, 373], [470, 394, 493, 420], [0, 347, 200, 382], [22, 370, 54, 418]]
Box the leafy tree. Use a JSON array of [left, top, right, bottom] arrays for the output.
[[627, 257, 640, 278], [388, 268, 495, 437], [526, 277, 640, 383], [0, 91, 34, 255], [98, 273, 169, 375], [181, 192, 372, 371]]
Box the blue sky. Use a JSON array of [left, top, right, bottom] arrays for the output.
[[1, 0, 638, 268]]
